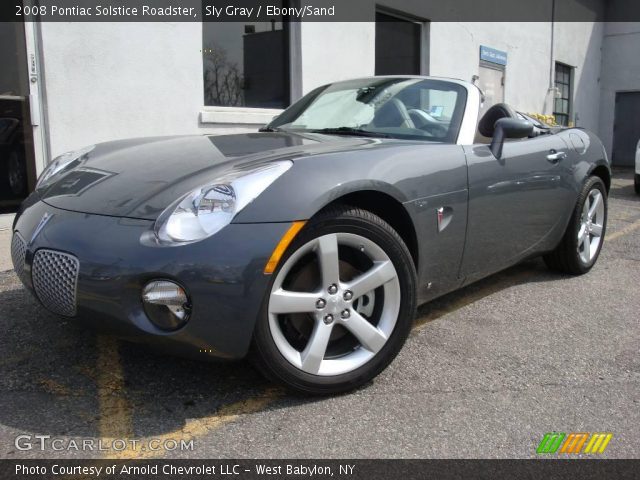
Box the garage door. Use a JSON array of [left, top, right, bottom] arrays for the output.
[[612, 91, 640, 167]]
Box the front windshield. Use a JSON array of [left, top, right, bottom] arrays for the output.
[[268, 77, 467, 143]]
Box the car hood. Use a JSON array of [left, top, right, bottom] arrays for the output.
[[38, 132, 376, 220]]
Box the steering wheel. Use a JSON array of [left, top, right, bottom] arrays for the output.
[[408, 109, 448, 137], [391, 99, 416, 129], [371, 98, 416, 129]]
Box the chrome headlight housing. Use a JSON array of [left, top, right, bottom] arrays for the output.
[[154, 161, 292, 244], [36, 145, 95, 189]]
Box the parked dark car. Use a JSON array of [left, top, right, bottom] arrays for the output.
[[12, 76, 611, 394], [0, 115, 28, 197]]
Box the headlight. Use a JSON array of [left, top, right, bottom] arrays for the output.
[[36, 145, 95, 189], [154, 161, 292, 244]]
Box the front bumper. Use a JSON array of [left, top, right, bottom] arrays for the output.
[[12, 196, 290, 360]]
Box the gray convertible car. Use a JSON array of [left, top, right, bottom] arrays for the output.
[[12, 76, 610, 394]]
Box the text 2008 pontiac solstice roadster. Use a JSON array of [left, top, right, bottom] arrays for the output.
[[12, 77, 610, 394]]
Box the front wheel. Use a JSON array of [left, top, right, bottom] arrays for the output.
[[634, 173, 640, 195], [544, 176, 607, 275], [251, 206, 417, 395]]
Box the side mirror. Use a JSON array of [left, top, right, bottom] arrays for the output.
[[490, 118, 534, 159]]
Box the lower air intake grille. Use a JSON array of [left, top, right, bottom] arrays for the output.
[[32, 249, 79, 317]]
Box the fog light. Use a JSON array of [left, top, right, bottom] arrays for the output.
[[142, 280, 191, 331]]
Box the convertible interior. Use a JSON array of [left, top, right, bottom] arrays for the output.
[[368, 93, 453, 140], [368, 95, 552, 144]]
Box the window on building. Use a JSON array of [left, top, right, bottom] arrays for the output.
[[554, 62, 572, 126], [202, 9, 290, 108], [375, 11, 423, 75]]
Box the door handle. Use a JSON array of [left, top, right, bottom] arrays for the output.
[[546, 150, 567, 163]]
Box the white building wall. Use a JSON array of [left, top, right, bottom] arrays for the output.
[[429, 22, 553, 113], [553, 22, 603, 134], [300, 20, 603, 133], [299, 22, 375, 93], [40, 22, 208, 158], [430, 22, 602, 132], [38, 17, 606, 165], [598, 22, 640, 158]]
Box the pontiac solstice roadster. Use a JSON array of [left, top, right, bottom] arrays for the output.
[[12, 77, 610, 394]]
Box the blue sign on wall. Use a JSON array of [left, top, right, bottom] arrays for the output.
[[480, 45, 507, 66]]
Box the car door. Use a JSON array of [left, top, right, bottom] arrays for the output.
[[460, 134, 573, 277]]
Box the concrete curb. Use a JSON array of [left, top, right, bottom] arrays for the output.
[[0, 214, 15, 232], [0, 214, 15, 272]]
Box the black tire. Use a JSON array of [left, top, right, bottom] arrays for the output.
[[250, 205, 417, 395], [634, 173, 640, 195], [544, 176, 607, 275]]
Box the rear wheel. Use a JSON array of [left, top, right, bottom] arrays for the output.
[[251, 206, 417, 395], [544, 176, 607, 274], [634, 173, 640, 195]]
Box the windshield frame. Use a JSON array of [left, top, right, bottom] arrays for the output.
[[267, 77, 469, 144]]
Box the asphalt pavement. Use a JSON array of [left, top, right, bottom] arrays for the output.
[[0, 169, 638, 459]]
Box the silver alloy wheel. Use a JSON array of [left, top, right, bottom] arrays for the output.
[[268, 232, 401, 376], [578, 188, 605, 264]]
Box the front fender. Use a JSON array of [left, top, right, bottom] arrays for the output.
[[233, 143, 468, 223], [233, 158, 408, 223]]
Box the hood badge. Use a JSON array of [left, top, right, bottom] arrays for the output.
[[29, 212, 54, 246]]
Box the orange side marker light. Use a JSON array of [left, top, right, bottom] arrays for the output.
[[264, 221, 306, 274]]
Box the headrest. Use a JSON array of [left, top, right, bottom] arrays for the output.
[[478, 103, 518, 137]]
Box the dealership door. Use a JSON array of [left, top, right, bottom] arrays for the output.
[[477, 64, 505, 117], [0, 22, 37, 212], [612, 92, 640, 167]]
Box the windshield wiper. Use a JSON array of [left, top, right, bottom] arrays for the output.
[[258, 126, 282, 132], [309, 127, 389, 138]]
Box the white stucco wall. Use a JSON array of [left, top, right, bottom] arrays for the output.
[[553, 22, 604, 133], [430, 22, 552, 113], [299, 22, 375, 93], [40, 22, 210, 158], [300, 20, 603, 133], [38, 16, 607, 167], [429, 22, 602, 132], [598, 22, 640, 159]]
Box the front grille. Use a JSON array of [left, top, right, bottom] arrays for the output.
[[11, 233, 28, 284], [32, 249, 79, 317]]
